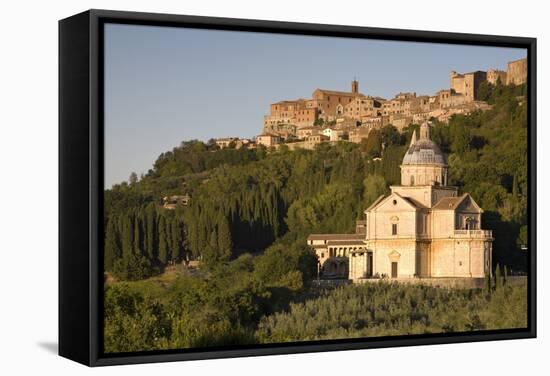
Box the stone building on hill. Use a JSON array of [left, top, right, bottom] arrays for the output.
[[450, 70, 487, 102], [262, 80, 375, 132], [256, 134, 281, 147], [507, 58, 528, 85], [487, 68, 507, 85], [307, 122, 493, 282], [259, 56, 526, 149]]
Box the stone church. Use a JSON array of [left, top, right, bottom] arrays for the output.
[[307, 122, 493, 281]]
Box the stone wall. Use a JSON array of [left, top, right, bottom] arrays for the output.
[[487, 69, 507, 85], [356, 276, 525, 289], [507, 58, 528, 85], [430, 239, 488, 278]]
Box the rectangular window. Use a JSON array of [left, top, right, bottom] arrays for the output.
[[392, 223, 398, 235]]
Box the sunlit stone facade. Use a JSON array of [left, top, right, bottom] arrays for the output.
[[308, 122, 493, 281]]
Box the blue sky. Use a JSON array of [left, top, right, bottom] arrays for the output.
[[104, 23, 526, 188]]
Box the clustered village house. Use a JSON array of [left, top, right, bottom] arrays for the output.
[[307, 122, 493, 282], [213, 58, 526, 150]]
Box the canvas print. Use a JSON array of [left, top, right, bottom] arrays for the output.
[[102, 23, 529, 354]]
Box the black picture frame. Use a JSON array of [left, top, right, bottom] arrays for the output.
[[59, 9, 537, 367]]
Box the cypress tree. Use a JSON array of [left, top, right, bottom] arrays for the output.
[[495, 263, 502, 290], [145, 203, 156, 260], [121, 214, 133, 260], [158, 216, 168, 265], [171, 218, 182, 263], [165, 216, 173, 263], [133, 211, 142, 255], [512, 174, 519, 196], [485, 272, 492, 294], [104, 216, 121, 271], [503, 265, 508, 286], [205, 228, 218, 264], [217, 218, 232, 261]]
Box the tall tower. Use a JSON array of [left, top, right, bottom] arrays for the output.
[[351, 79, 359, 94], [400, 122, 448, 187]]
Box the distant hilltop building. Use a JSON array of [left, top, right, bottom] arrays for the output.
[[450, 70, 487, 102], [487, 68, 507, 85], [307, 122, 493, 282], [162, 194, 190, 209], [257, 57, 526, 149], [214, 137, 253, 149], [506, 58, 528, 85], [263, 80, 383, 131]]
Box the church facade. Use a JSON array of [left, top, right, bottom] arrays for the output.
[[307, 122, 493, 281]]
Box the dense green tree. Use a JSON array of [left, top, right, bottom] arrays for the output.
[[121, 215, 134, 260], [133, 212, 142, 255], [217, 218, 232, 261], [104, 217, 121, 271], [379, 124, 401, 147], [158, 216, 168, 265], [129, 172, 138, 185], [170, 217, 183, 263], [363, 174, 388, 208], [477, 81, 493, 102], [361, 129, 381, 157], [144, 203, 156, 260], [495, 264, 502, 290], [517, 225, 528, 249]]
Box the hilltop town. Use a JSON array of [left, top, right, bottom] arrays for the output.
[[214, 57, 526, 150]]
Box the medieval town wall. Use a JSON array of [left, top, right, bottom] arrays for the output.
[[507, 58, 528, 85]]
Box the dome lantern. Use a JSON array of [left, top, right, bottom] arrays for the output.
[[400, 122, 448, 186]]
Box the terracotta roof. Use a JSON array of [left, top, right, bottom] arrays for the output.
[[314, 88, 361, 97], [307, 233, 365, 241], [272, 99, 308, 105], [432, 195, 467, 210]]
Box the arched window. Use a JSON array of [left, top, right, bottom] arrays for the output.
[[410, 175, 415, 186]]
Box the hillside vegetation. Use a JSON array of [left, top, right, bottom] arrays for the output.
[[105, 270, 526, 352], [103, 82, 528, 352]]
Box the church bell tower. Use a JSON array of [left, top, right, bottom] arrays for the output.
[[351, 79, 359, 94]]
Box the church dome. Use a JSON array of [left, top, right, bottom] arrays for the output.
[[402, 122, 446, 166], [402, 139, 446, 165]]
